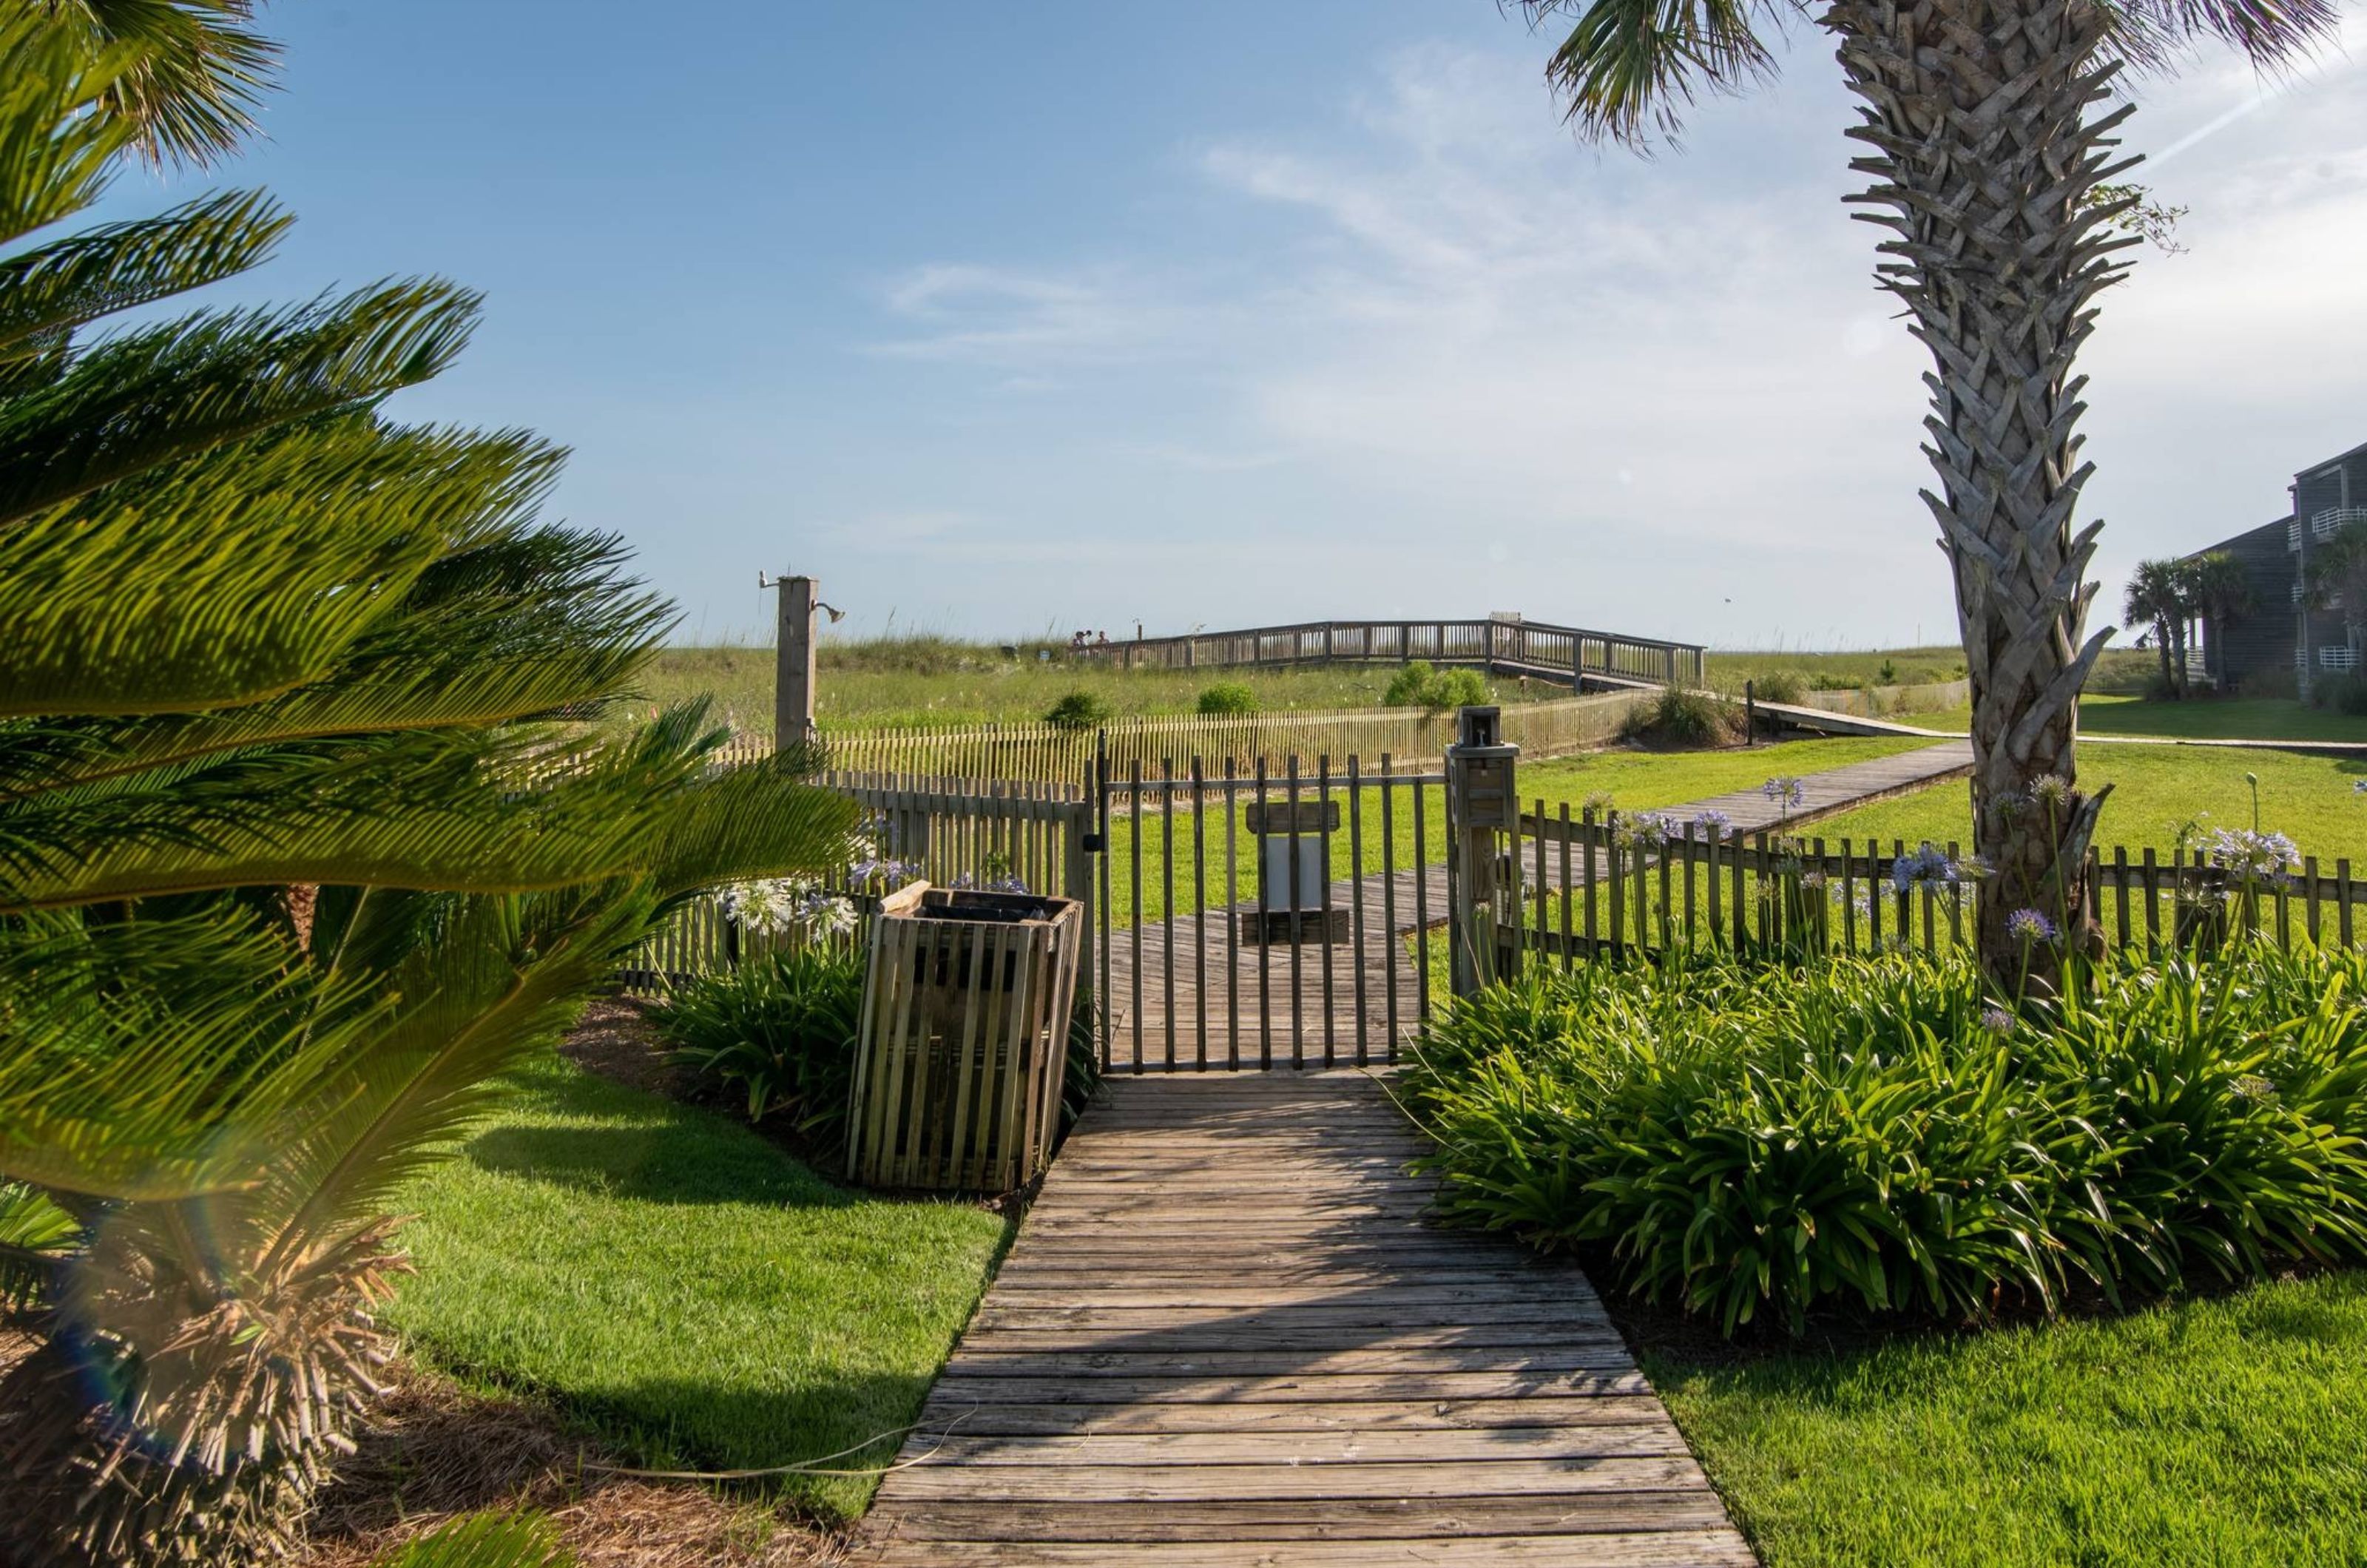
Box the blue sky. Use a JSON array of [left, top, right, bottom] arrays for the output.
[[94, 1, 2367, 649]]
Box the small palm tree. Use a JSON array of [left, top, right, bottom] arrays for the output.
[[2304, 521, 2367, 666], [0, 18, 854, 1564], [1514, 0, 2335, 981], [2123, 559, 2184, 698], [2175, 550, 2254, 689]]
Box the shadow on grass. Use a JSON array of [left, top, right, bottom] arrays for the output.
[[462, 1118, 858, 1209]]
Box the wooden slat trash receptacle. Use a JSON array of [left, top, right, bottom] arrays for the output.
[[846, 883, 1084, 1192]]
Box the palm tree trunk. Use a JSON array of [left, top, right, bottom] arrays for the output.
[[2152, 621, 2174, 696], [1826, 0, 2133, 987]]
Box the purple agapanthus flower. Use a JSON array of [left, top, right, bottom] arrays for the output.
[[2005, 908, 2057, 944], [1760, 777, 1807, 811], [1979, 1005, 2016, 1036], [1890, 842, 1967, 893]]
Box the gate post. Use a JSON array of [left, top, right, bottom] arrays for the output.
[[1445, 706, 1519, 998]]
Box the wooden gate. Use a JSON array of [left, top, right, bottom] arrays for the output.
[[1093, 740, 1448, 1072]]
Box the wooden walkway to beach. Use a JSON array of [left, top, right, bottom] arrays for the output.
[[857, 1072, 1755, 1567], [1101, 740, 1974, 1069]]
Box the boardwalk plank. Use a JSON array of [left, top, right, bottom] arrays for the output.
[[857, 1075, 1750, 1565]]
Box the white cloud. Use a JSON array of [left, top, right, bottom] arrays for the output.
[[836, 24, 2367, 647]]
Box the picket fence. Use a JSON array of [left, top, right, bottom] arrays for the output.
[[1488, 806, 2366, 967]]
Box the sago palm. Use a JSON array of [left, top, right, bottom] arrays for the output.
[[0, 16, 856, 1564], [1516, 0, 2335, 980]]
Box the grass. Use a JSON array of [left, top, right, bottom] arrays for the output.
[[1653, 1271, 2367, 1567], [632, 639, 1575, 735], [1811, 743, 2366, 863], [1894, 693, 2367, 744], [381, 1051, 1010, 1519]]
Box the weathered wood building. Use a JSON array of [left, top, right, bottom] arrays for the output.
[[2181, 439, 2366, 695]]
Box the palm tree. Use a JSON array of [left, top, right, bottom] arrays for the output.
[[2175, 550, 2254, 689], [2303, 519, 2367, 668], [2123, 558, 2184, 697], [1515, 0, 2335, 981], [0, 18, 855, 1564]]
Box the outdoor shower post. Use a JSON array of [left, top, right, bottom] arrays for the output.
[[1445, 706, 1519, 998], [774, 574, 820, 749]]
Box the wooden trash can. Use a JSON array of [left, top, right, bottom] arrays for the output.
[[846, 883, 1084, 1192]]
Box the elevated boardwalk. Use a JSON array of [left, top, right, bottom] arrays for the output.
[[858, 1072, 1754, 1567]]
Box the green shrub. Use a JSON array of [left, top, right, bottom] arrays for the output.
[[1195, 680, 1259, 716], [1749, 669, 1808, 705], [1404, 944, 2367, 1336], [1042, 689, 1114, 729], [1382, 660, 1490, 712], [2311, 673, 2367, 717], [655, 947, 866, 1138], [1621, 685, 1739, 747]]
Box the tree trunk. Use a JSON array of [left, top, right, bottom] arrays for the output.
[[2152, 621, 2174, 696], [2168, 615, 2189, 697], [1826, 0, 2133, 988]]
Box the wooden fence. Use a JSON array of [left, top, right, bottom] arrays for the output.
[[620, 770, 1095, 993], [1801, 677, 1971, 718], [1079, 615, 1708, 688], [712, 689, 1652, 785], [1486, 806, 2366, 967]]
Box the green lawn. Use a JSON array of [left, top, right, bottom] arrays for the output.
[[1811, 743, 2366, 865], [1655, 1271, 2367, 1567], [382, 1052, 1010, 1518], [1894, 694, 2367, 744]]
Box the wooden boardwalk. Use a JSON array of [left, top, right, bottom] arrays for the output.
[[1101, 741, 1974, 1069], [857, 1072, 1755, 1567]]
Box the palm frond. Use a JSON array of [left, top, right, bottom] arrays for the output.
[[0, 909, 385, 1201], [0, 10, 133, 248], [37, 0, 280, 167], [0, 1180, 78, 1310], [2104, 0, 2339, 71], [1517, 0, 1794, 149], [0, 425, 574, 721], [0, 187, 288, 358], [0, 280, 480, 527]]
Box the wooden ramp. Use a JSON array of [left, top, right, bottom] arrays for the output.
[[857, 1073, 1754, 1567]]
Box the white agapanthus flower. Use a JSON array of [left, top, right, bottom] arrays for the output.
[[2204, 827, 2300, 882]]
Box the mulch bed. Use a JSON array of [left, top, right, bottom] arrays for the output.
[[299, 1362, 848, 1568]]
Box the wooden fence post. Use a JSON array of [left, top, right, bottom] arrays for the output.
[[1445, 706, 1519, 998]]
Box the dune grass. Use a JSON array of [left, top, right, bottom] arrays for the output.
[[631, 640, 1573, 735], [1811, 743, 2366, 863], [381, 1052, 1010, 1519], [1654, 1271, 2367, 1567]]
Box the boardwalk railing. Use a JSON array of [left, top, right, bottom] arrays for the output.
[[1079, 615, 1707, 687], [713, 689, 1650, 785], [1481, 806, 2366, 970]]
